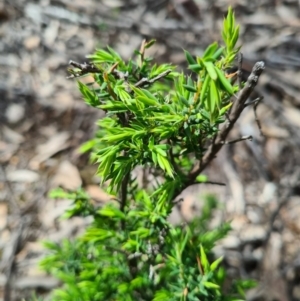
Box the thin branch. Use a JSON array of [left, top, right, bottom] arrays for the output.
[[120, 172, 130, 212], [253, 97, 264, 136], [113, 69, 129, 81], [223, 135, 253, 145], [169, 144, 185, 177], [237, 52, 243, 90], [67, 60, 171, 94], [244, 96, 262, 107], [3, 222, 23, 301], [244, 96, 264, 136], [172, 61, 264, 198], [204, 181, 226, 186], [67, 60, 100, 78], [139, 39, 146, 67], [134, 70, 172, 88]]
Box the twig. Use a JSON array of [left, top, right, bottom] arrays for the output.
[[204, 181, 226, 186], [237, 52, 243, 90], [113, 69, 129, 81], [254, 97, 264, 136], [2, 222, 24, 301], [119, 171, 130, 229], [134, 70, 172, 88], [172, 61, 264, 198], [169, 145, 185, 177], [244, 96, 264, 136], [139, 39, 146, 67], [0, 165, 20, 215], [223, 135, 253, 145], [244, 96, 262, 107], [67, 60, 100, 78]]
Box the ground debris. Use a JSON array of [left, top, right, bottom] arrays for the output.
[[1, 0, 300, 300]]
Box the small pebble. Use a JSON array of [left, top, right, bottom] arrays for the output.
[[5, 103, 25, 124]]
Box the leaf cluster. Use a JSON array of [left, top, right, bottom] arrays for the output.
[[41, 190, 252, 301], [40, 8, 255, 301]]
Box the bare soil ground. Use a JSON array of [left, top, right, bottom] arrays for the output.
[[1, 0, 300, 300]]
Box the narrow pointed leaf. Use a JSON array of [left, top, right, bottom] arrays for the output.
[[183, 84, 197, 93], [200, 75, 211, 104], [214, 67, 234, 95], [203, 61, 217, 81], [184, 50, 197, 65], [203, 42, 218, 59]]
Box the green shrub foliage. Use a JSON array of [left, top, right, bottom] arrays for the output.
[[40, 8, 255, 301]]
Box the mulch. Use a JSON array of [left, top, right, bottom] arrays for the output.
[[1, 0, 300, 300]]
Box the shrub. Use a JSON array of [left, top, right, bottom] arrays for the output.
[[40, 7, 263, 301]]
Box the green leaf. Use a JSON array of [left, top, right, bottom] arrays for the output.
[[152, 151, 158, 165], [83, 228, 114, 241], [200, 245, 210, 273], [196, 174, 208, 183], [101, 129, 145, 143], [130, 277, 144, 288], [107, 46, 122, 60], [153, 290, 173, 301], [131, 227, 151, 238], [226, 7, 233, 35], [137, 96, 158, 106], [87, 49, 115, 63], [122, 239, 139, 251], [203, 42, 218, 59], [203, 281, 220, 290], [219, 102, 232, 116], [79, 139, 96, 153], [98, 206, 125, 219], [132, 87, 159, 106], [178, 94, 189, 107], [77, 81, 99, 106], [183, 84, 197, 93], [214, 67, 234, 95], [212, 47, 224, 60], [117, 283, 129, 294], [209, 80, 219, 111], [200, 75, 211, 104], [99, 100, 129, 111], [231, 25, 240, 49], [203, 61, 217, 81], [145, 39, 156, 48], [155, 146, 167, 157], [141, 88, 158, 101], [157, 154, 174, 178], [211, 256, 223, 271], [188, 64, 202, 72], [184, 50, 197, 65]]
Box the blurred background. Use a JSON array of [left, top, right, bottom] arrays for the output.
[[1, 0, 300, 300]]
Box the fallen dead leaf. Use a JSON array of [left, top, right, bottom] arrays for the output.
[[86, 185, 116, 203], [50, 160, 82, 190], [0, 141, 19, 163], [29, 132, 70, 169], [23, 35, 41, 50]]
